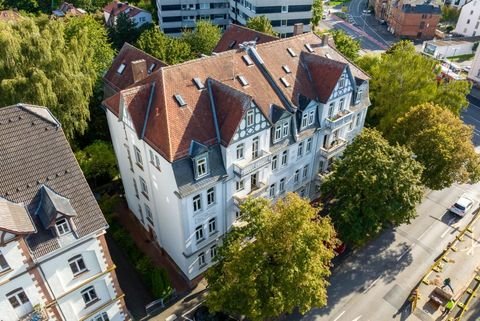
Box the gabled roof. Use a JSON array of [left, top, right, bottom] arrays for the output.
[[270, 105, 291, 124], [103, 43, 166, 94], [0, 198, 36, 234], [213, 24, 278, 53], [0, 104, 107, 257], [103, 0, 146, 18], [189, 140, 209, 157], [37, 185, 77, 229]]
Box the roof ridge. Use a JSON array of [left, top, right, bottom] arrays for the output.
[[158, 68, 173, 162], [122, 42, 168, 66], [255, 31, 316, 49], [160, 50, 236, 70], [228, 23, 279, 40]]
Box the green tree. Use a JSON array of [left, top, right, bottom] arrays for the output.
[[322, 129, 424, 246], [441, 5, 460, 25], [0, 17, 99, 139], [331, 29, 361, 62], [136, 26, 192, 64], [246, 15, 277, 36], [75, 140, 119, 186], [108, 12, 142, 50], [206, 194, 337, 321], [388, 103, 480, 190], [311, 0, 324, 31], [182, 20, 222, 55]]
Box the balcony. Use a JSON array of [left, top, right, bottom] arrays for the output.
[[325, 110, 353, 130], [233, 182, 268, 206], [319, 139, 347, 158], [233, 150, 271, 177]]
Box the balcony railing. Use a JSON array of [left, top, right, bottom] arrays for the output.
[[319, 139, 347, 158], [325, 110, 353, 130], [233, 182, 268, 206], [233, 150, 271, 177]]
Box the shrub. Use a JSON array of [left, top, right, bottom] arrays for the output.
[[151, 267, 173, 299]]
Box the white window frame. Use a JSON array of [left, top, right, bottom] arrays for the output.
[[208, 217, 217, 234], [236, 180, 244, 191], [328, 103, 335, 119], [140, 177, 149, 198], [90, 312, 109, 321], [195, 225, 204, 242], [279, 178, 286, 193], [236, 144, 244, 159], [193, 194, 202, 212], [55, 218, 71, 235], [269, 184, 276, 197], [68, 255, 87, 276], [301, 112, 308, 128], [207, 187, 215, 206], [196, 157, 208, 178], [0, 251, 9, 272], [210, 245, 217, 259], [303, 165, 309, 180], [281, 5, 288, 12], [246, 110, 254, 126], [134, 146, 143, 167], [339, 98, 345, 111], [297, 142, 303, 158], [339, 75, 346, 88], [133, 178, 139, 198], [271, 155, 278, 170], [281, 150, 288, 166], [199, 2, 209, 9], [282, 121, 289, 136], [294, 170, 300, 184], [145, 204, 153, 225], [7, 288, 30, 309], [306, 138, 312, 153], [252, 137, 259, 159], [356, 112, 362, 127], [274, 125, 282, 141], [308, 109, 315, 125], [198, 252, 206, 267], [154, 155, 161, 169], [81, 286, 98, 306]]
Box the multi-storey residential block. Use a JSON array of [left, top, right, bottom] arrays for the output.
[[453, 0, 480, 36], [468, 47, 480, 83], [0, 104, 128, 321], [102, 32, 370, 281], [103, 1, 152, 28], [375, 0, 441, 39]]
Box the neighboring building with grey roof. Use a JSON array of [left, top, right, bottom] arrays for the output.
[[0, 104, 128, 321], [102, 31, 370, 281]]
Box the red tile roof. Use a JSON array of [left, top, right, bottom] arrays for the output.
[[213, 24, 278, 53], [103, 0, 144, 18]]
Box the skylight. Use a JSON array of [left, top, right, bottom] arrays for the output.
[[282, 65, 291, 74], [174, 94, 187, 107], [305, 43, 314, 53], [238, 75, 249, 87], [287, 48, 297, 57], [117, 63, 126, 74], [148, 63, 156, 74], [242, 55, 254, 66], [193, 77, 205, 90], [280, 77, 290, 87]]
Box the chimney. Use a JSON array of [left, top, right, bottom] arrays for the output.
[[321, 34, 329, 47], [131, 59, 147, 83], [293, 23, 304, 36]]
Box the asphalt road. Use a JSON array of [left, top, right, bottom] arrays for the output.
[[463, 87, 480, 148]]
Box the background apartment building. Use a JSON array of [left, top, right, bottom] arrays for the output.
[[453, 0, 480, 36], [0, 104, 128, 321], [102, 32, 370, 282]]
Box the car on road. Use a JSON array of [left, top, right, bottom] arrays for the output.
[[362, 9, 372, 14], [449, 195, 474, 217]]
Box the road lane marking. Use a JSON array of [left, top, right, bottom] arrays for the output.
[[362, 276, 381, 294], [351, 316, 362, 321], [441, 217, 458, 238], [333, 311, 346, 321], [397, 244, 415, 261], [418, 223, 435, 240]]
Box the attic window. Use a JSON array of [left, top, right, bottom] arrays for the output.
[[238, 75, 249, 87], [228, 40, 237, 49], [148, 63, 156, 74], [305, 43, 314, 53], [282, 65, 291, 74], [242, 55, 254, 66], [193, 77, 205, 90], [55, 218, 71, 236], [117, 63, 126, 74], [287, 48, 297, 57], [325, 53, 332, 59], [280, 77, 290, 87], [174, 94, 187, 107]]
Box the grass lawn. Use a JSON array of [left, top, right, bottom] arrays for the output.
[[449, 53, 475, 63]]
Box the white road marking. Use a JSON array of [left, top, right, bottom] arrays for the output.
[[441, 217, 458, 238], [362, 276, 381, 294], [351, 316, 362, 321], [397, 244, 415, 261], [418, 223, 435, 240], [333, 311, 346, 321]]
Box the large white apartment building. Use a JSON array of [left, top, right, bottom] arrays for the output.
[[454, 0, 480, 36], [0, 105, 128, 321], [156, 0, 312, 36], [102, 32, 370, 281], [468, 46, 480, 83]]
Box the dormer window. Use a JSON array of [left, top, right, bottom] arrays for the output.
[[301, 113, 308, 128], [356, 88, 364, 104], [246, 110, 254, 126], [339, 75, 346, 88], [282, 121, 289, 136], [274, 125, 282, 141], [196, 157, 208, 178], [55, 218, 71, 235], [308, 109, 315, 125]]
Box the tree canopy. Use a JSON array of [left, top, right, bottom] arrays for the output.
[[321, 128, 424, 246], [182, 20, 222, 56], [388, 103, 480, 190], [136, 26, 192, 64], [108, 12, 149, 50], [441, 5, 460, 24], [331, 29, 360, 62], [0, 16, 112, 139], [75, 140, 119, 186], [206, 194, 337, 321], [246, 15, 277, 36], [356, 40, 470, 132], [311, 0, 324, 31]]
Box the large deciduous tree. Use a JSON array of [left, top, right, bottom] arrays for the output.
[[206, 194, 337, 321], [75, 140, 119, 187], [108, 12, 144, 50], [136, 26, 192, 64], [182, 20, 221, 56], [331, 29, 360, 62], [246, 15, 277, 36], [322, 129, 424, 246], [388, 103, 480, 190]]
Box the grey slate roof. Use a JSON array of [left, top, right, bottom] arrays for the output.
[[173, 145, 227, 197], [0, 104, 107, 258], [37, 185, 77, 229]]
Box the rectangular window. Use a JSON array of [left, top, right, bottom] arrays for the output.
[[199, 2, 209, 9], [145, 204, 153, 225], [236, 180, 244, 191], [149, 150, 154, 163], [301, 113, 308, 128], [274, 125, 282, 141], [155, 155, 161, 169], [235, 211, 242, 219], [252, 137, 259, 159], [81, 286, 98, 306], [247, 110, 254, 126], [210, 245, 217, 259], [134, 146, 143, 167], [306, 138, 312, 153], [133, 178, 139, 198], [207, 187, 215, 206], [297, 142, 303, 158], [269, 184, 276, 197], [0, 251, 9, 272], [91, 312, 109, 321], [140, 177, 148, 198], [195, 225, 204, 242], [7, 289, 30, 309], [271, 155, 278, 170], [281, 150, 288, 166], [251, 173, 258, 188], [294, 170, 300, 184], [138, 204, 144, 223], [196, 157, 208, 177], [356, 113, 361, 127], [279, 178, 286, 193], [339, 98, 345, 111], [308, 110, 315, 125], [68, 255, 87, 276], [236, 144, 244, 159], [193, 195, 202, 212], [356, 89, 363, 104], [208, 217, 217, 234], [282, 121, 289, 136], [328, 103, 334, 119], [198, 252, 206, 267], [303, 165, 309, 180], [339, 75, 346, 88], [55, 218, 71, 235], [281, 5, 288, 12]]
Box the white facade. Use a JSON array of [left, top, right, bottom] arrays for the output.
[[422, 39, 476, 59], [444, 0, 470, 8], [454, 0, 480, 36], [468, 47, 480, 83], [104, 2, 153, 27]]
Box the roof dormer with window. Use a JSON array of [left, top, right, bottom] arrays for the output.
[[189, 141, 210, 180]]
